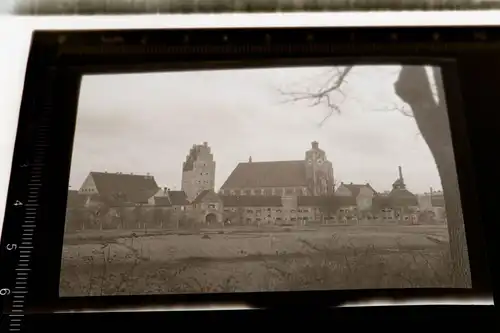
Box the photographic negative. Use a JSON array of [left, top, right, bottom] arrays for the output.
[[60, 65, 469, 296]]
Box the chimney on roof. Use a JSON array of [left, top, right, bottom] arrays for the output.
[[398, 166, 404, 183], [249, 156, 252, 163], [311, 141, 319, 149], [203, 141, 208, 147]]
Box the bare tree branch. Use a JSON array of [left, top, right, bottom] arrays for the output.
[[374, 102, 414, 118], [278, 66, 354, 126], [279, 65, 413, 125]]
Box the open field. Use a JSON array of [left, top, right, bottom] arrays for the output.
[[60, 225, 453, 296]]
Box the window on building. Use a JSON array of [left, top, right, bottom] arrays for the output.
[[247, 209, 253, 213], [208, 204, 216, 209], [291, 210, 296, 213], [276, 217, 282, 221], [291, 218, 296, 221], [256, 218, 261, 221], [303, 217, 309, 221], [276, 209, 282, 213]]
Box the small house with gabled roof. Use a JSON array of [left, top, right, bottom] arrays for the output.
[[78, 171, 159, 206], [335, 182, 377, 211]]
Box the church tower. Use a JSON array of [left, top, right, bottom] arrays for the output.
[[181, 142, 216, 202], [304, 141, 334, 196], [392, 166, 407, 190]]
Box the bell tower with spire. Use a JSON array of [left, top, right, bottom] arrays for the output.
[[304, 141, 334, 196], [392, 165, 407, 190]]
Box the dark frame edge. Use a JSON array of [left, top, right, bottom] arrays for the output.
[[1, 26, 497, 315]]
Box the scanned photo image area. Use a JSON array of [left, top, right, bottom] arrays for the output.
[[60, 65, 470, 296]]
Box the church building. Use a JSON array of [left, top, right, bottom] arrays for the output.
[[219, 141, 334, 197]]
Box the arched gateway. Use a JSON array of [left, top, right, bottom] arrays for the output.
[[205, 213, 217, 224]]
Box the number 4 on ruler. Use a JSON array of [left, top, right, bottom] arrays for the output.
[[13, 201, 23, 206]]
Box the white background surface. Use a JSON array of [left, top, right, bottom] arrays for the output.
[[0, 11, 497, 306]]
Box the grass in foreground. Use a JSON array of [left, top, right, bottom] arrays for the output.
[[59, 235, 454, 296]]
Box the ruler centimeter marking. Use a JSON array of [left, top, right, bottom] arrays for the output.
[[8, 112, 50, 332]]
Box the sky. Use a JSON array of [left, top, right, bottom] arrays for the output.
[[69, 64, 448, 194]]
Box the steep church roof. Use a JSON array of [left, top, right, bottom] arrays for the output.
[[220, 160, 308, 189], [88, 171, 159, 204]]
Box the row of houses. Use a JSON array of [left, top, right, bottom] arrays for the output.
[[65, 168, 445, 232]]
